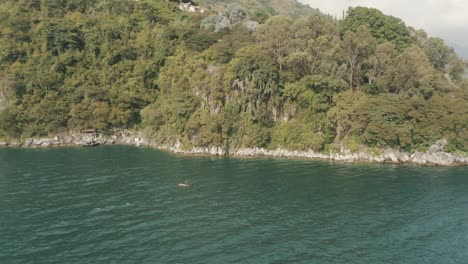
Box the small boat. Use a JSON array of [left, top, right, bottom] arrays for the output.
[[178, 180, 190, 187]]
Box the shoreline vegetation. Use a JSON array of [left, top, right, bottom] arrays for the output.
[[1, 1, 467, 163], [1, 130, 466, 166]]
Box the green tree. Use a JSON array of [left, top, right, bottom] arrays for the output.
[[254, 16, 293, 71], [423, 37, 452, 70], [341, 26, 376, 89], [226, 46, 280, 120], [384, 45, 447, 98], [365, 42, 396, 90], [341, 7, 412, 50]]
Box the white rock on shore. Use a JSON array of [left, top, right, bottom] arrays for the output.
[[1, 134, 466, 166], [167, 143, 466, 166], [2, 130, 144, 148]]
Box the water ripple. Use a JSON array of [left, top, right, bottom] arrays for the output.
[[0, 146, 467, 264]]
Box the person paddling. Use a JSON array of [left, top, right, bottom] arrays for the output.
[[178, 180, 190, 187]]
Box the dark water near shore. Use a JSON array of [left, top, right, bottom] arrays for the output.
[[1, 146, 467, 264]]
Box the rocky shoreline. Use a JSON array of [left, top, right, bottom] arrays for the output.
[[0, 130, 149, 149], [1, 131, 466, 166], [161, 139, 467, 166]]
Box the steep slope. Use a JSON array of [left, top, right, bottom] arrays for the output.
[[0, 0, 467, 154], [192, 0, 319, 19]]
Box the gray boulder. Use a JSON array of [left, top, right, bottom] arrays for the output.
[[201, 6, 258, 33], [426, 152, 454, 166], [383, 148, 399, 163], [396, 151, 410, 163], [411, 152, 427, 165], [25, 138, 34, 147], [228, 6, 248, 24], [428, 139, 448, 153], [242, 20, 259, 31]]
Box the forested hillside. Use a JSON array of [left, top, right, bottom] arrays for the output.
[[197, 0, 319, 19], [0, 0, 467, 153]]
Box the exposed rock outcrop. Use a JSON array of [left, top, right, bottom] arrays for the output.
[[178, 2, 207, 13], [2, 130, 146, 148], [0, 90, 6, 110], [1, 134, 466, 166], [201, 6, 259, 32], [159, 139, 467, 166], [410, 139, 458, 166]]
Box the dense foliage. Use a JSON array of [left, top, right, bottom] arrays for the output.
[[0, 0, 467, 153]]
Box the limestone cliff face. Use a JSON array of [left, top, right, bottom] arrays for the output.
[[0, 78, 13, 110], [0, 91, 5, 110], [200, 6, 259, 32]]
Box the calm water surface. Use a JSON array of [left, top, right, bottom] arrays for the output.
[[0, 146, 467, 264]]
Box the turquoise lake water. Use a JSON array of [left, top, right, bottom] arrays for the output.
[[0, 146, 467, 263]]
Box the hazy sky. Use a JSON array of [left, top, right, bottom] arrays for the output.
[[298, 0, 468, 58]]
